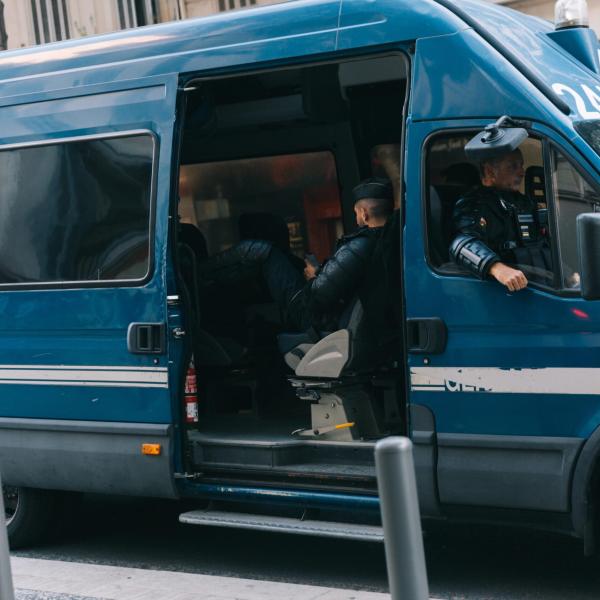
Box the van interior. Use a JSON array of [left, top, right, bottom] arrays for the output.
[[175, 55, 408, 496]]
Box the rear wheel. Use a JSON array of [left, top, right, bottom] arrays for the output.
[[3, 485, 57, 549]]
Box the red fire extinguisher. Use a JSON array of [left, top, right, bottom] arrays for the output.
[[184, 356, 199, 424]]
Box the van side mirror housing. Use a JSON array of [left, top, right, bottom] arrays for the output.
[[577, 212, 600, 300], [465, 116, 529, 161]]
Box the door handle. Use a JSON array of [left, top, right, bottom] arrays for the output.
[[127, 323, 166, 354], [407, 318, 447, 354]]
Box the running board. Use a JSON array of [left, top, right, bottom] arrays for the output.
[[179, 509, 384, 542]]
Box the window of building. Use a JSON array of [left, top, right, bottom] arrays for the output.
[[0, 134, 154, 286], [179, 151, 340, 263], [217, 0, 257, 12], [30, 0, 70, 45], [117, 0, 159, 29]]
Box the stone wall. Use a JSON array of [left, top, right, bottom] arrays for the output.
[[500, 0, 600, 32]]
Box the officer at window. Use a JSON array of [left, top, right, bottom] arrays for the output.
[[449, 149, 552, 292]]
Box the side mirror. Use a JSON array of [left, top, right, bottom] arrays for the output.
[[577, 213, 600, 300], [465, 116, 529, 161]]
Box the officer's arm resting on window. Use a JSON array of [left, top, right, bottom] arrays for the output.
[[449, 196, 528, 292]]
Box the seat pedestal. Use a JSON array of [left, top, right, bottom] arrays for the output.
[[291, 380, 384, 441]]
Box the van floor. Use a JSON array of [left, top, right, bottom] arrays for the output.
[[188, 416, 378, 492]]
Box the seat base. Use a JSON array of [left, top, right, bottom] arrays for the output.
[[291, 384, 385, 441]]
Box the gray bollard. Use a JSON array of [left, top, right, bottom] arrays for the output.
[[375, 436, 429, 600], [0, 478, 14, 600]]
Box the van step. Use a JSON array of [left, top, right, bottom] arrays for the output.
[[179, 509, 383, 542], [188, 425, 377, 486]]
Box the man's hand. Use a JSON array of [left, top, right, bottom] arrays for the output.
[[567, 272, 581, 288], [489, 262, 528, 292], [304, 260, 318, 281]]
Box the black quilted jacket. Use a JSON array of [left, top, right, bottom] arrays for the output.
[[307, 226, 384, 312]]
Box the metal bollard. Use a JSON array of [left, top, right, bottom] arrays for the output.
[[0, 478, 14, 600], [375, 436, 429, 600]]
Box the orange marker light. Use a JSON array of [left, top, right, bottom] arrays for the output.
[[142, 443, 161, 456]]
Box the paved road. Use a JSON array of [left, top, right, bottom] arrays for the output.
[[12, 495, 600, 599]]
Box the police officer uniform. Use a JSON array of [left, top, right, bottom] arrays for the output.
[[199, 178, 393, 332], [449, 186, 552, 283]]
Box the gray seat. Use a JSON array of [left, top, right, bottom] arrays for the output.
[[278, 298, 368, 378], [279, 299, 390, 440], [277, 331, 317, 370]]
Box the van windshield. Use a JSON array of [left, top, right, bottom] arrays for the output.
[[574, 121, 600, 158]]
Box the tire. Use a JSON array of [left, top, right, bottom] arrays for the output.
[[3, 486, 58, 549]]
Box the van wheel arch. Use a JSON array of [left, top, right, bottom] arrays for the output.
[[3, 486, 59, 549], [571, 426, 600, 556]]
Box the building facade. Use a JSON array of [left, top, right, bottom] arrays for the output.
[[489, 0, 600, 31], [1, 0, 283, 50], [0, 0, 598, 51]]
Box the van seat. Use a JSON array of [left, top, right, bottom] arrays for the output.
[[179, 223, 208, 259], [525, 166, 546, 204], [429, 184, 471, 265], [277, 330, 331, 370], [178, 231, 248, 367], [194, 328, 247, 367], [278, 298, 368, 378]]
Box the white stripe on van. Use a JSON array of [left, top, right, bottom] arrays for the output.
[[0, 380, 167, 388], [410, 367, 600, 395], [0, 365, 168, 389], [0, 364, 167, 371], [0, 368, 167, 383]]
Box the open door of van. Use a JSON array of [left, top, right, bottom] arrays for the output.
[[0, 74, 180, 507], [404, 118, 594, 517]]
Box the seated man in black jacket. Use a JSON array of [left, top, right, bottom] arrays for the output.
[[199, 178, 394, 332], [449, 149, 553, 292]]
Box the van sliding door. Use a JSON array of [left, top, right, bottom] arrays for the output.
[[0, 75, 180, 498]]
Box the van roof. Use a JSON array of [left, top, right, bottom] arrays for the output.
[[0, 0, 471, 84], [0, 0, 588, 123]]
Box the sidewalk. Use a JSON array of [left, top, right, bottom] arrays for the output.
[[11, 557, 390, 600]]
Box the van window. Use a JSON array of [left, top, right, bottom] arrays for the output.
[[0, 134, 154, 286], [179, 151, 340, 263], [425, 132, 561, 289], [552, 147, 600, 289], [426, 133, 483, 270]]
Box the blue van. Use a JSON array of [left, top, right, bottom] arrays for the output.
[[2, 0, 600, 554]]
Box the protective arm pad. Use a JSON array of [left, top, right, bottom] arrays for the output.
[[449, 234, 500, 279]]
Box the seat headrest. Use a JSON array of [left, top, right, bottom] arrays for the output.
[[238, 213, 290, 253], [179, 223, 208, 259], [525, 166, 546, 205]]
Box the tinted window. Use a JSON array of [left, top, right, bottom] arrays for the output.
[[552, 148, 600, 290], [179, 152, 340, 263], [574, 120, 600, 158], [0, 135, 153, 285]]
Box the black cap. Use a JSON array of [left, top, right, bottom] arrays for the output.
[[352, 177, 393, 203]]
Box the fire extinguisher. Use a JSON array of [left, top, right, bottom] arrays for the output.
[[184, 356, 199, 424]]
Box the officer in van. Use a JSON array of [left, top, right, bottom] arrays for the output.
[[198, 177, 394, 331], [449, 148, 553, 292]]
